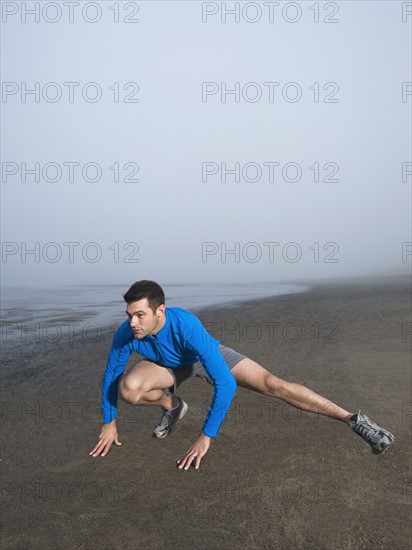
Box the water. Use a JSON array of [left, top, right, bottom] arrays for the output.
[[1, 282, 310, 344]]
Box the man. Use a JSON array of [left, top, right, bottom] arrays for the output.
[[90, 280, 395, 470]]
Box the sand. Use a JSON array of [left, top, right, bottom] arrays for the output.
[[1, 275, 411, 550]]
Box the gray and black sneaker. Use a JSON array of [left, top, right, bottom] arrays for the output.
[[349, 410, 395, 454], [153, 396, 188, 439]]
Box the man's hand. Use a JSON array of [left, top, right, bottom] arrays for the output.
[[89, 420, 122, 457], [176, 432, 211, 470]]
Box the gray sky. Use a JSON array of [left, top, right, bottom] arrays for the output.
[[1, 1, 411, 286]]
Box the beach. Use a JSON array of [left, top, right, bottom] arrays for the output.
[[1, 275, 411, 550]]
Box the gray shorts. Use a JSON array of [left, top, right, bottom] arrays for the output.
[[161, 344, 247, 396]]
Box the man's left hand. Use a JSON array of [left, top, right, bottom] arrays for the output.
[[177, 432, 211, 470]]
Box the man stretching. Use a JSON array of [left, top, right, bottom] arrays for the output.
[[90, 280, 395, 470]]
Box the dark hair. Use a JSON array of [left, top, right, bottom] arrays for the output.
[[123, 280, 165, 313]]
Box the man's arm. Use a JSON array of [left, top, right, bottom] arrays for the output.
[[176, 319, 237, 469], [101, 326, 132, 423], [89, 326, 132, 457], [195, 342, 237, 438], [183, 318, 237, 438]]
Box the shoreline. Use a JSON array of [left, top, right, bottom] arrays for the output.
[[0, 281, 311, 355], [2, 275, 409, 357]]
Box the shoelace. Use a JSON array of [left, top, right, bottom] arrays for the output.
[[352, 409, 377, 440], [156, 402, 179, 429], [157, 409, 173, 429]]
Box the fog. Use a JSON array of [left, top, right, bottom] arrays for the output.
[[1, 1, 411, 287]]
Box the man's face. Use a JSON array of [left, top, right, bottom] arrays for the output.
[[125, 298, 165, 339]]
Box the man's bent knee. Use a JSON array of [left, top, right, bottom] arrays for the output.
[[119, 376, 145, 404], [119, 359, 174, 404]]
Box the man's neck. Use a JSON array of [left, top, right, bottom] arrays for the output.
[[152, 309, 167, 336]]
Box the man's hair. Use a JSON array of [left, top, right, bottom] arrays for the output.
[[123, 280, 165, 314]]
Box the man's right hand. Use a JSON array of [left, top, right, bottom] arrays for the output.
[[89, 420, 122, 457]]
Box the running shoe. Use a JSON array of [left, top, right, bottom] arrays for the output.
[[153, 396, 188, 439], [349, 410, 395, 454]]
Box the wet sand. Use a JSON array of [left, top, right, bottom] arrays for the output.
[[1, 275, 411, 549]]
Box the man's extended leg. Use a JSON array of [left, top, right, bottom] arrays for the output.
[[230, 357, 395, 453]]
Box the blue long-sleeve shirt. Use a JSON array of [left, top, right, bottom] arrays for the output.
[[101, 306, 237, 437]]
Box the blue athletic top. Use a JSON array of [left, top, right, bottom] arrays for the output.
[[101, 306, 237, 437]]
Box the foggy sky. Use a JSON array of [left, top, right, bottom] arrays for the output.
[[1, 1, 411, 286]]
